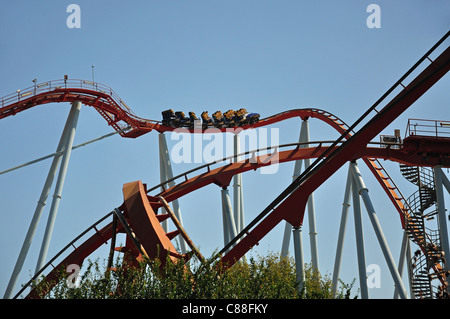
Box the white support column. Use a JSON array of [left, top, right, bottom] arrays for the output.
[[434, 167, 450, 277], [159, 133, 188, 254], [440, 168, 450, 193], [293, 227, 305, 293], [159, 133, 169, 232], [351, 165, 369, 299], [35, 101, 82, 274], [281, 148, 303, 256], [351, 163, 408, 299], [3, 103, 79, 299], [281, 118, 319, 265], [302, 120, 319, 270], [221, 187, 237, 248], [281, 137, 304, 256], [405, 237, 415, 299], [281, 125, 305, 257], [233, 133, 244, 234], [332, 165, 353, 298], [394, 231, 410, 299]]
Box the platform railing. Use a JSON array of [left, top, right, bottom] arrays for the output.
[[0, 78, 159, 124], [405, 118, 450, 139]]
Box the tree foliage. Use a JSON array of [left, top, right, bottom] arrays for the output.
[[32, 252, 356, 299]]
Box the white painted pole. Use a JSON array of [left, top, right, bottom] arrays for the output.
[[281, 120, 306, 257], [233, 133, 244, 233], [221, 188, 237, 248], [3, 103, 78, 299], [35, 101, 82, 274], [351, 163, 408, 299], [302, 120, 319, 270], [293, 227, 305, 293], [405, 237, 415, 299], [159, 133, 188, 254], [351, 166, 369, 299], [440, 169, 450, 193], [434, 167, 450, 277], [221, 188, 230, 246], [159, 133, 169, 232], [332, 165, 353, 298], [394, 231, 409, 299]]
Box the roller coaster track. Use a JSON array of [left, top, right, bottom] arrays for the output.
[[3, 32, 449, 299]]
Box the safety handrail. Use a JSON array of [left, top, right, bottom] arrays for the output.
[[406, 118, 450, 138], [0, 78, 159, 124]]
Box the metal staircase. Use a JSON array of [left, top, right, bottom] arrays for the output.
[[400, 164, 448, 298]]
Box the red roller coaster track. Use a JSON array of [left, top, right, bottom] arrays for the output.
[[3, 33, 449, 299]]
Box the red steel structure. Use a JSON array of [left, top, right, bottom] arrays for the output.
[[2, 32, 449, 299]]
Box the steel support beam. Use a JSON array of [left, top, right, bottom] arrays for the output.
[[303, 120, 319, 270], [281, 123, 305, 257], [434, 167, 450, 280], [405, 237, 414, 299], [3, 102, 81, 298], [351, 163, 408, 299], [293, 227, 305, 293], [281, 119, 319, 270], [394, 231, 410, 299], [221, 188, 237, 248], [35, 100, 82, 274], [332, 164, 353, 298], [351, 163, 369, 299], [159, 133, 187, 254], [233, 133, 244, 234], [440, 169, 450, 194]]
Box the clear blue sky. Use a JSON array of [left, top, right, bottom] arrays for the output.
[[0, 1, 449, 299]]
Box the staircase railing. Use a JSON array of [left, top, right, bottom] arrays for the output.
[[400, 164, 448, 298]]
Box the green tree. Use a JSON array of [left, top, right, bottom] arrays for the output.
[[31, 252, 356, 299]]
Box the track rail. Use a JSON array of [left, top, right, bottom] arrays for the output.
[[4, 32, 449, 298], [0, 80, 349, 138], [19, 141, 449, 298]]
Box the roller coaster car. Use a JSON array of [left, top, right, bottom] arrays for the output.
[[212, 111, 224, 127], [233, 108, 248, 125], [188, 111, 199, 128], [223, 110, 236, 127], [173, 111, 189, 127], [201, 111, 213, 128], [244, 112, 260, 124], [162, 109, 175, 126]]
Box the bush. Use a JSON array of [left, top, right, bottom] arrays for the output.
[[33, 252, 356, 299]]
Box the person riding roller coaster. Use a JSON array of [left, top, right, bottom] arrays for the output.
[[161, 108, 260, 128]]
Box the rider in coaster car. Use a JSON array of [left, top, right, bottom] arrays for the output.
[[201, 111, 213, 129], [212, 110, 224, 127], [188, 111, 199, 128], [234, 108, 248, 125], [162, 109, 175, 126], [223, 109, 236, 127], [174, 111, 189, 127]]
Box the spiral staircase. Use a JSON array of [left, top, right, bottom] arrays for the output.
[[400, 164, 448, 298]]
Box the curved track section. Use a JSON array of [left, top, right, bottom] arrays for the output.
[[20, 141, 449, 298], [15, 142, 421, 298], [0, 79, 413, 224], [4, 34, 449, 299]]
